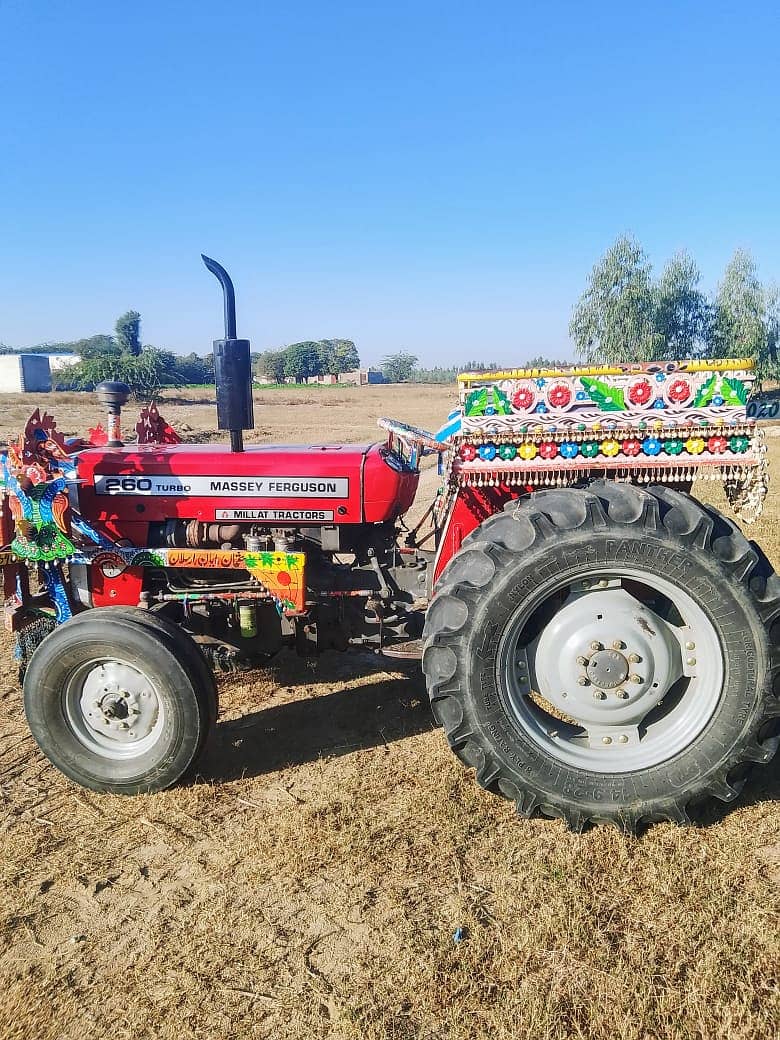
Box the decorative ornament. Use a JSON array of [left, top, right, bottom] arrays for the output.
[[627, 378, 653, 406], [511, 384, 536, 411], [668, 378, 692, 404], [685, 437, 705, 455], [729, 435, 750, 454], [707, 435, 728, 454], [547, 383, 572, 409]]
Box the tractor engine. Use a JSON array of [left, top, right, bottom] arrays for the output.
[[71, 439, 426, 666]]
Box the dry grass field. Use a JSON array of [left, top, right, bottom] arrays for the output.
[[1, 385, 778, 1040]]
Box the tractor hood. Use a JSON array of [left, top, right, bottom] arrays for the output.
[[75, 441, 419, 526]]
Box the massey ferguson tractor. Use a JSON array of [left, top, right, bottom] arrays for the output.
[[1, 257, 777, 831]]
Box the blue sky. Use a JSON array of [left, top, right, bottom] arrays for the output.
[[1, 1, 779, 366]]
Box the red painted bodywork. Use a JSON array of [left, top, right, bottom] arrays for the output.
[[432, 484, 525, 585], [76, 442, 419, 536]]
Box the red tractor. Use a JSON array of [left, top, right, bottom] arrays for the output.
[[2, 257, 777, 830]]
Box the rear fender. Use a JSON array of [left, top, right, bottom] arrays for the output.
[[432, 485, 519, 586]]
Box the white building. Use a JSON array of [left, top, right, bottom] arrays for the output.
[[0, 355, 51, 393]]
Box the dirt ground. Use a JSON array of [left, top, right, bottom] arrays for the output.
[[1, 385, 779, 1040]]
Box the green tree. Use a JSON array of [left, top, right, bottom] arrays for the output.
[[255, 349, 287, 383], [654, 253, 712, 358], [284, 341, 322, 383], [381, 351, 418, 382], [317, 338, 360, 375], [765, 286, 780, 383], [68, 347, 183, 396], [570, 235, 660, 363], [713, 250, 766, 357], [713, 251, 780, 384], [74, 334, 121, 358], [115, 310, 142, 356], [173, 352, 214, 384]]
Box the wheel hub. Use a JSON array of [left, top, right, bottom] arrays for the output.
[[585, 649, 629, 689], [71, 660, 162, 748], [99, 692, 130, 720]]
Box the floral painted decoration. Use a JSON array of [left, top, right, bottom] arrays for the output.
[[627, 379, 653, 405], [667, 379, 692, 404], [547, 383, 572, 409]]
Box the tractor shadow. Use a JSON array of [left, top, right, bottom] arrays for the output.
[[197, 654, 436, 783]]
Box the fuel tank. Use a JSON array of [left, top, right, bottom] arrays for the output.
[[75, 442, 419, 527]]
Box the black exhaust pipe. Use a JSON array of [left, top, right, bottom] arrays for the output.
[[202, 254, 254, 452]]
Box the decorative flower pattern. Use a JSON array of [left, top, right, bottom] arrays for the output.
[[518, 442, 538, 460], [621, 439, 641, 456], [627, 378, 653, 406], [560, 442, 579, 458], [581, 441, 600, 458], [685, 437, 705, 455], [478, 443, 497, 460], [667, 378, 691, 404], [539, 441, 558, 459], [600, 439, 620, 457], [547, 383, 572, 409], [663, 439, 684, 455], [707, 435, 728, 454], [498, 443, 517, 460], [511, 386, 535, 410], [729, 435, 750, 453], [642, 437, 662, 456], [459, 443, 477, 461]]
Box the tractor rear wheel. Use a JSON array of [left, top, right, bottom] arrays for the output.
[[423, 481, 780, 830], [24, 612, 215, 794]]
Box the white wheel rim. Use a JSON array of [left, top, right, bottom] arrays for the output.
[[497, 568, 724, 773], [63, 658, 165, 760]]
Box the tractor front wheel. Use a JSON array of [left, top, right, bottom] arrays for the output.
[[423, 481, 780, 830], [24, 612, 215, 794]]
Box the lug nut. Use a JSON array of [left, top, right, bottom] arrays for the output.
[[685, 641, 696, 651], [590, 641, 602, 652], [576, 655, 589, 666], [578, 677, 590, 686], [593, 690, 607, 700], [612, 640, 625, 651], [616, 689, 629, 699], [618, 735, 629, 744], [602, 736, 612, 745], [687, 657, 696, 667], [629, 674, 643, 684], [628, 653, 641, 664]]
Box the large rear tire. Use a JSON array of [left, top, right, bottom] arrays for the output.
[[423, 482, 780, 830], [24, 612, 216, 794]]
